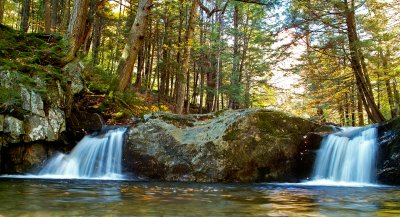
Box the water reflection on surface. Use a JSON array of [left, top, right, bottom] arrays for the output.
[[0, 179, 400, 216]]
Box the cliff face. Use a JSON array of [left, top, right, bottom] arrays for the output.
[[377, 117, 400, 185], [0, 60, 85, 173], [123, 109, 331, 182]]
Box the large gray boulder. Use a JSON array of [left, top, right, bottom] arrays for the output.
[[123, 109, 330, 182]]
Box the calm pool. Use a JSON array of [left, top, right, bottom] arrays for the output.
[[0, 178, 399, 216]]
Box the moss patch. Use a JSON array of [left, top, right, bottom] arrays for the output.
[[0, 24, 67, 112]]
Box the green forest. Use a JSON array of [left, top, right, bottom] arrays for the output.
[[0, 0, 399, 126]]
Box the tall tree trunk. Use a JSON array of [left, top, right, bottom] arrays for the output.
[[206, 66, 215, 113], [160, 15, 170, 97], [344, 92, 350, 125], [0, 0, 5, 24], [175, 0, 198, 114], [91, 13, 103, 65], [214, 11, 223, 111], [358, 91, 364, 126], [117, 0, 153, 91], [111, 2, 123, 73], [338, 101, 345, 126], [144, 25, 153, 91], [51, 0, 58, 31], [192, 62, 199, 106], [20, 0, 31, 32], [186, 61, 191, 113], [343, 0, 385, 123], [380, 48, 396, 118], [199, 65, 205, 113], [241, 20, 252, 109], [60, 0, 71, 32], [44, 0, 51, 33], [230, 5, 240, 109], [244, 65, 252, 108], [134, 46, 145, 89], [152, 18, 160, 93], [62, 0, 90, 63], [351, 86, 356, 126], [81, 0, 98, 55], [174, 0, 184, 104]]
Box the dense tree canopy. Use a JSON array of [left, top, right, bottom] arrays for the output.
[[0, 0, 399, 125]]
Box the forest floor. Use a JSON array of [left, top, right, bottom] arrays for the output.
[[0, 24, 176, 124]]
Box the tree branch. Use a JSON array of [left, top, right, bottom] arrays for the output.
[[233, 0, 274, 6], [197, 0, 230, 18]]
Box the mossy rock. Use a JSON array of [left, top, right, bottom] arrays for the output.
[[124, 109, 330, 183]]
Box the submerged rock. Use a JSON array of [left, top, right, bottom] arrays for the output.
[[124, 109, 330, 182]]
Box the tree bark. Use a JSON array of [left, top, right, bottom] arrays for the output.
[[20, 0, 31, 32], [117, 0, 153, 92], [91, 12, 103, 65], [379, 48, 396, 118], [60, 0, 71, 32], [214, 11, 223, 111], [62, 0, 90, 64], [206, 66, 216, 113], [51, 0, 58, 31], [192, 62, 199, 106], [44, 0, 51, 33], [174, 0, 184, 103], [159, 13, 170, 97], [358, 91, 364, 125], [230, 5, 241, 109], [175, 0, 198, 114], [0, 0, 4, 24], [350, 87, 356, 126], [134, 46, 145, 89], [343, 0, 385, 123]]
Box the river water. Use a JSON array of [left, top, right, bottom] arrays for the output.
[[1, 178, 400, 216]]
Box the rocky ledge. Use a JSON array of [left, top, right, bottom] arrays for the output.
[[377, 117, 400, 185], [123, 109, 331, 182], [0, 61, 103, 173]]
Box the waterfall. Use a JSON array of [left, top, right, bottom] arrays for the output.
[[38, 127, 127, 180], [312, 126, 378, 184]]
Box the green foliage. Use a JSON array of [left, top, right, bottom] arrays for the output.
[[0, 24, 67, 111], [83, 63, 118, 94], [0, 86, 21, 110]]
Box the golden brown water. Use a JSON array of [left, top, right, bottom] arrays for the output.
[[0, 178, 400, 216]]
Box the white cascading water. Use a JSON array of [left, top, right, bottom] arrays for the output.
[[38, 127, 127, 180], [312, 126, 378, 184]]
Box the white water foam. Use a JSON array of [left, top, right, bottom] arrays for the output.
[[1, 127, 128, 180], [306, 126, 378, 186], [37, 127, 127, 180]]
